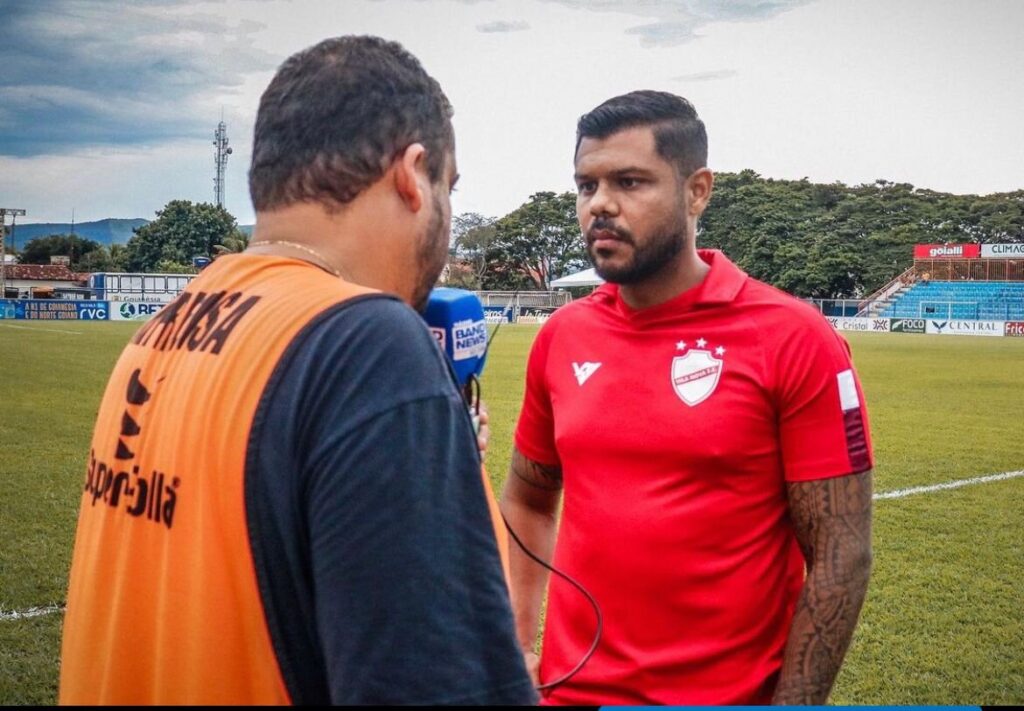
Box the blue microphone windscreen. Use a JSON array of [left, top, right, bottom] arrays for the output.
[[423, 288, 488, 387]]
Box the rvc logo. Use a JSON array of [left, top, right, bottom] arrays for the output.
[[78, 306, 107, 320]]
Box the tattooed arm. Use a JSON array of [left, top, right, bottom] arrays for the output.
[[499, 446, 563, 684], [772, 470, 873, 705]]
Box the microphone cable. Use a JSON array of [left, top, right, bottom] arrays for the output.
[[500, 512, 603, 692], [467, 291, 604, 692]]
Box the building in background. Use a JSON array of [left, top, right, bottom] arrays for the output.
[[1, 264, 90, 299]]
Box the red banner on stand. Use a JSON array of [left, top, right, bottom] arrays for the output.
[[913, 244, 981, 259]]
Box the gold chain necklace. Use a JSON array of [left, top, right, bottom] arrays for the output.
[[248, 240, 341, 278]]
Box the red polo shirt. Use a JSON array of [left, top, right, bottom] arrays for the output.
[[515, 249, 873, 705]]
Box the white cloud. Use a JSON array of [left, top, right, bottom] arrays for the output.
[[672, 69, 737, 82], [5, 0, 1023, 227], [477, 19, 531, 32]]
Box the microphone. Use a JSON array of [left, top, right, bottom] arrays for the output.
[[424, 287, 603, 689], [422, 288, 489, 429]]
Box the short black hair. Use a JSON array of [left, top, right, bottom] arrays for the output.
[[249, 36, 454, 212], [575, 90, 707, 177]]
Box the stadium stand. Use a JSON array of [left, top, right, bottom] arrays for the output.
[[882, 281, 1024, 320]]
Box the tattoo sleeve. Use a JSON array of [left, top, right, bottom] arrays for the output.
[[772, 470, 873, 705], [509, 447, 563, 492], [501, 447, 563, 652]]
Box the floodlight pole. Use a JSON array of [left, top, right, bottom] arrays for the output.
[[0, 208, 27, 299], [213, 120, 232, 209]]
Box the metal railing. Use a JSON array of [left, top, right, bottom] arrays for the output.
[[858, 266, 916, 314], [914, 259, 1024, 281], [475, 291, 573, 309], [804, 299, 863, 317]]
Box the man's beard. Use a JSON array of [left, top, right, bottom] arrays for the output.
[[587, 212, 688, 285], [412, 191, 449, 312]]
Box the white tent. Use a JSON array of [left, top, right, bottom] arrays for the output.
[[550, 267, 604, 288]]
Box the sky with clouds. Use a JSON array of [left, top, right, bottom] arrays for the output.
[[1, 0, 1022, 226]]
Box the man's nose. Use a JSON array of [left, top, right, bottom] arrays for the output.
[[589, 183, 618, 217]]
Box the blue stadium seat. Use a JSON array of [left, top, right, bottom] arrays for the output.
[[882, 281, 1024, 320]]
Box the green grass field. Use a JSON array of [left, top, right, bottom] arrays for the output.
[[1, 321, 1022, 704]]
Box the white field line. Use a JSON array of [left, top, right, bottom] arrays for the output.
[[0, 604, 65, 621], [1, 471, 1020, 622], [874, 469, 1024, 500], [0, 323, 83, 335]]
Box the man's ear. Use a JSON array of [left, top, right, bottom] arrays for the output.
[[393, 143, 427, 213], [686, 168, 714, 217]]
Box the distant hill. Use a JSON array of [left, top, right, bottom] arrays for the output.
[[7, 218, 149, 248], [6, 220, 256, 253]]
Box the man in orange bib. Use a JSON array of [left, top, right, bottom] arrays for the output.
[[59, 35, 535, 705]]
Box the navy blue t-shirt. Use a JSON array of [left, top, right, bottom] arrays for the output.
[[244, 294, 535, 705]]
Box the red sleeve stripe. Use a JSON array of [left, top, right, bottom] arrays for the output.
[[843, 408, 871, 473]]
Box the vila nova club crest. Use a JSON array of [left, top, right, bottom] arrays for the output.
[[671, 338, 726, 406]]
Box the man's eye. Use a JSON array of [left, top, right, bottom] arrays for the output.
[[620, 177, 639, 188], [578, 182, 596, 194]]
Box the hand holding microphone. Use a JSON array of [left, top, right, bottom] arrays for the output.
[[475, 401, 490, 462]]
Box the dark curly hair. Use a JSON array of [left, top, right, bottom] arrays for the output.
[[576, 90, 707, 177], [249, 36, 454, 212]]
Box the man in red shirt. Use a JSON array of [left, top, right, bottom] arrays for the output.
[[501, 90, 873, 705]]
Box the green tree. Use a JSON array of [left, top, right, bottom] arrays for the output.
[[125, 200, 241, 272], [109, 244, 129, 272], [475, 173, 1023, 299], [76, 246, 114, 273], [153, 259, 195, 274], [700, 172, 1024, 298], [483, 192, 587, 290], [447, 212, 496, 289], [19, 234, 105, 270], [214, 230, 250, 256]]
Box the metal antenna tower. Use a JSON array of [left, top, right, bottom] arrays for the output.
[[0, 207, 27, 299], [213, 118, 232, 208]]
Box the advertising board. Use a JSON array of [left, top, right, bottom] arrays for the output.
[[912, 244, 981, 259], [517, 307, 557, 325], [925, 320, 1004, 337], [483, 306, 515, 324], [110, 301, 166, 322], [981, 243, 1024, 258], [827, 317, 890, 332], [0, 299, 110, 321], [890, 318, 926, 334]]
